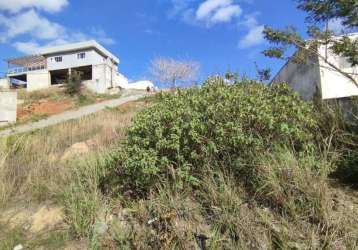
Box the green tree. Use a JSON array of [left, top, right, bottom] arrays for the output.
[[66, 70, 83, 96], [263, 0, 358, 87], [297, 0, 357, 28], [255, 62, 271, 82]]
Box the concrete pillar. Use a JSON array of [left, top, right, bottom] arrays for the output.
[[0, 91, 17, 126]]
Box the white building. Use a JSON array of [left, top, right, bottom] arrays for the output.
[[2, 40, 136, 94], [271, 33, 358, 100]]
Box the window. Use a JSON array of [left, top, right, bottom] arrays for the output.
[[77, 52, 86, 59], [55, 56, 62, 62]]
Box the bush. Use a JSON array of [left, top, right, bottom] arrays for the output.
[[107, 78, 319, 194], [65, 70, 83, 96], [313, 96, 358, 184]]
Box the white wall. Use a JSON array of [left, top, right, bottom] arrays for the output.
[[0, 91, 17, 126], [0, 78, 9, 90], [47, 49, 106, 71], [318, 45, 358, 99], [46, 49, 120, 94], [114, 72, 129, 88], [272, 55, 321, 100], [27, 71, 51, 92]]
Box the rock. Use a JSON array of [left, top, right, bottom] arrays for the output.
[[93, 221, 108, 236], [30, 205, 64, 233], [61, 142, 90, 161], [61, 139, 98, 161], [85, 139, 97, 148], [13, 244, 23, 250]]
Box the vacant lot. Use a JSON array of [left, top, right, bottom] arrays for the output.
[[0, 97, 152, 249], [0, 82, 357, 249]]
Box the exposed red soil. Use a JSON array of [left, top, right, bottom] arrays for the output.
[[17, 100, 74, 120]]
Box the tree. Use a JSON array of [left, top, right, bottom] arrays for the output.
[[255, 62, 271, 82], [150, 58, 200, 89], [297, 0, 357, 28], [263, 0, 358, 87], [65, 70, 83, 95]]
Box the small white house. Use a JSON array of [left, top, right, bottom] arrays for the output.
[[3, 40, 132, 94], [272, 33, 358, 100]]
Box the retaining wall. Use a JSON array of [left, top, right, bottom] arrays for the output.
[[0, 91, 17, 127]]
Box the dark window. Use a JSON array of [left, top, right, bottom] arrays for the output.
[[55, 56, 62, 62], [77, 52, 86, 59]]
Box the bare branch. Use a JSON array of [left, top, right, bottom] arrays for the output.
[[150, 58, 200, 89]]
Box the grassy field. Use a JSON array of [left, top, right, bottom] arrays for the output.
[[0, 85, 357, 249], [0, 97, 152, 249]]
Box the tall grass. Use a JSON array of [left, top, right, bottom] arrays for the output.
[[1, 84, 358, 249], [105, 149, 358, 249], [0, 100, 148, 207]]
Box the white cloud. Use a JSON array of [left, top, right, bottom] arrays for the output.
[[169, 0, 195, 18], [0, 3, 115, 54], [13, 41, 42, 54], [196, 0, 241, 24], [211, 5, 241, 23], [0, 9, 65, 42], [238, 24, 264, 48], [196, 0, 231, 20], [169, 0, 241, 25], [238, 14, 265, 48], [12, 28, 115, 54], [0, 0, 68, 13]]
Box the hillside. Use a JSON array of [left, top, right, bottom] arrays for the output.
[[0, 79, 358, 249]]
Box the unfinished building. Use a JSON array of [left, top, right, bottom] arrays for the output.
[[3, 40, 123, 94]]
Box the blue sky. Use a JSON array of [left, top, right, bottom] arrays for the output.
[[0, 0, 311, 83]]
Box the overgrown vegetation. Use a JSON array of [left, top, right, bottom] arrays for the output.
[[93, 78, 357, 249], [0, 100, 151, 249], [108, 78, 319, 194], [314, 95, 358, 184], [1, 78, 357, 249]]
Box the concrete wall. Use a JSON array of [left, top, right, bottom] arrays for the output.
[[272, 55, 321, 100], [45, 48, 120, 94], [318, 45, 358, 99], [85, 62, 118, 94], [0, 91, 17, 127], [27, 71, 51, 92], [47, 49, 107, 71], [0, 78, 9, 90]]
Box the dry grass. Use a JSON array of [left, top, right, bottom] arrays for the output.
[[1, 93, 357, 249], [103, 151, 358, 249], [0, 100, 150, 207], [0, 98, 151, 249]]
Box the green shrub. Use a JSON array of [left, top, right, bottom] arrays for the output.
[[107, 78, 318, 194], [65, 70, 83, 96], [61, 155, 107, 238]]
